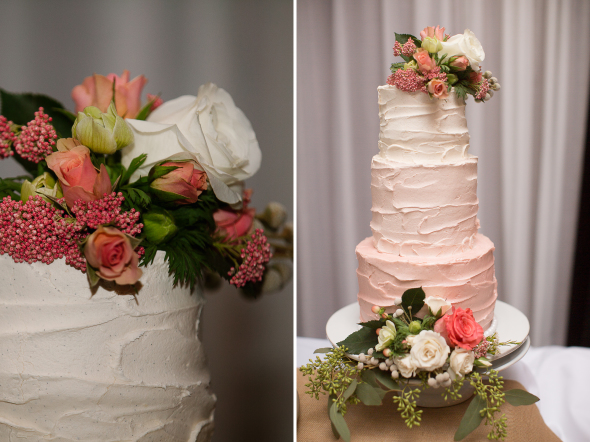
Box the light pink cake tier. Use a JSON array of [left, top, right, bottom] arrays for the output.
[[370, 155, 479, 256], [356, 234, 497, 330]]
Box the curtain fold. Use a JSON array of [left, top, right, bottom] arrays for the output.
[[297, 0, 590, 346]]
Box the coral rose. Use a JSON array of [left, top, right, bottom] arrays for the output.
[[45, 144, 112, 208], [450, 55, 469, 71], [150, 161, 208, 205], [72, 70, 147, 119], [84, 226, 142, 285], [428, 79, 450, 99], [413, 48, 436, 73], [420, 25, 445, 42], [213, 189, 255, 241], [441, 307, 484, 350]]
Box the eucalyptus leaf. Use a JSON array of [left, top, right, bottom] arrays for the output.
[[401, 287, 426, 318], [355, 382, 383, 406], [328, 394, 339, 439], [454, 394, 486, 441], [337, 327, 378, 355], [313, 347, 333, 354], [329, 400, 351, 442], [358, 319, 385, 330], [343, 379, 358, 400], [373, 369, 401, 391], [504, 389, 539, 406], [360, 369, 379, 388]]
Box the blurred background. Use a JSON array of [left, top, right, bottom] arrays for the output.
[[297, 0, 590, 348], [0, 1, 293, 441]]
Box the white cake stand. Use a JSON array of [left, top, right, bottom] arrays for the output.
[[325, 300, 531, 407]]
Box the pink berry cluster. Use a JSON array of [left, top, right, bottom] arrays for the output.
[[70, 192, 143, 236], [228, 228, 272, 288], [392, 38, 418, 59], [475, 78, 490, 101], [13, 108, 57, 163], [473, 339, 490, 359], [0, 196, 86, 271], [387, 69, 424, 92], [0, 116, 16, 159]]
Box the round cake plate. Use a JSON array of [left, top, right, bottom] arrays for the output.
[[326, 300, 530, 370]]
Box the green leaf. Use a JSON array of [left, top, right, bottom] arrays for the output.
[[337, 327, 378, 355], [148, 165, 179, 182], [394, 32, 421, 62], [120, 153, 148, 185], [454, 394, 486, 441], [328, 394, 339, 439], [343, 379, 358, 400], [355, 382, 383, 406], [373, 369, 401, 391], [358, 319, 385, 329], [329, 400, 351, 442], [0, 89, 73, 138], [86, 265, 101, 287], [401, 287, 425, 318], [389, 61, 406, 74], [134, 97, 158, 121], [504, 389, 539, 406], [313, 347, 333, 354]]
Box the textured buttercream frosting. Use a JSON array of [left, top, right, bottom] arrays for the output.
[[378, 85, 470, 163], [0, 252, 215, 441], [370, 155, 479, 256]]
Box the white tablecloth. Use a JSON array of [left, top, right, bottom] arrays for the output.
[[297, 337, 590, 442]]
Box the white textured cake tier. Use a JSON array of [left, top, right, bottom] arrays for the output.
[[356, 234, 497, 330], [378, 85, 470, 163], [370, 155, 479, 256], [0, 253, 215, 442]]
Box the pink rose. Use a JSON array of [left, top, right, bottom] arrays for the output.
[[413, 48, 436, 73], [45, 144, 112, 208], [420, 25, 445, 41], [469, 70, 483, 84], [151, 161, 208, 205], [441, 307, 484, 350], [84, 226, 142, 285], [213, 189, 255, 241], [71, 70, 147, 119], [428, 79, 450, 99], [450, 56, 469, 71]]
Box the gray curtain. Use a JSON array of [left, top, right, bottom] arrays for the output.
[[0, 1, 293, 441]]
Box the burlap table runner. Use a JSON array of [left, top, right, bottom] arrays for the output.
[[297, 371, 561, 442]]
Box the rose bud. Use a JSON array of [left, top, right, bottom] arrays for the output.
[[21, 172, 63, 203], [149, 161, 208, 205], [83, 226, 142, 286], [142, 207, 178, 244], [213, 189, 256, 241], [72, 102, 134, 154]]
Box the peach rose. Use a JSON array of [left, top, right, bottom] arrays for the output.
[[71, 70, 147, 119], [151, 161, 208, 205], [428, 79, 449, 99], [469, 70, 483, 84], [213, 189, 255, 241], [420, 25, 445, 41], [440, 307, 484, 350], [45, 144, 112, 208], [413, 48, 436, 73], [450, 55, 469, 71], [84, 226, 142, 285]]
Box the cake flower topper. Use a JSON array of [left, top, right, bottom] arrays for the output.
[[0, 71, 293, 296], [301, 288, 537, 441], [388, 26, 500, 102]]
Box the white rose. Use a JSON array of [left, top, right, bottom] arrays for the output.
[[438, 29, 485, 69], [409, 330, 450, 371], [121, 83, 261, 204], [424, 296, 452, 316], [450, 348, 475, 376], [393, 355, 417, 378], [375, 320, 397, 351]]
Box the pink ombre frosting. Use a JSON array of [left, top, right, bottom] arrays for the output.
[[370, 156, 479, 256], [356, 234, 497, 330]]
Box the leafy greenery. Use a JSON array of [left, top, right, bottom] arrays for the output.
[[336, 327, 378, 355], [401, 287, 425, 318], [0, 176, 26, 199]]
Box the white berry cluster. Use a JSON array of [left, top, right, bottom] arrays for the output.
[[427, 371, 452, 388]]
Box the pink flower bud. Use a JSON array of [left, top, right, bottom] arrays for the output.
[[150, 161, 208, 205], [213, 189, 256, 241], [376, 328, 381, 335], [383, 349, 392, 357], [450, 55, 469, 71]]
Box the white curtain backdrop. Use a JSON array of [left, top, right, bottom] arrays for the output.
[[297, 0, 590, 347]]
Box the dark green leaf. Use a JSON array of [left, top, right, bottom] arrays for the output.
[[313, 347, 333, 354], [134, 96, 159, 121], [389, 62, 406, 74], [401, 287, 425, 318], [358, 319, 385, 329], [355, 382, 383, 406], [337, 327, 378, 355], [148, 165, 179, 182], [454, 394, 486, 441], [504, 389, 539, 406], [343, 379, 358, 400], [120, 153, 148, 185], [329, 400, 351, 442], [0, 89, 73, 138], [373, 369, 401, 391]]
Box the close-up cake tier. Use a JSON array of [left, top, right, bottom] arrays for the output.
[[371, 154, 479, 256], [378, 85, 470, 164], [0, 252, 215, 441], [356, 234, 497, 330]]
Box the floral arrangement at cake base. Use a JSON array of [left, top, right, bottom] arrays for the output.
[[0, 70, 292, 296], [300, 288, 538, 442]]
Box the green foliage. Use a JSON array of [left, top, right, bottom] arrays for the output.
[[314, 347, 334, 354], [121, 187, 151, 211], [358, 319, 386, 329], [120, 153, 147, 185], [455, 393, 486, 440], [392, 387, 423, 428], [336, 327, 378, 355], [421, 314, 437, 330], [401, 287, 425, 318], [0, 89, 73, 138], [355, 382, 383, 406], [390, 62, 406, 74], [504, 389, 539, 406], [454, 81, 477, 101], [0, 176, 26, 199]]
